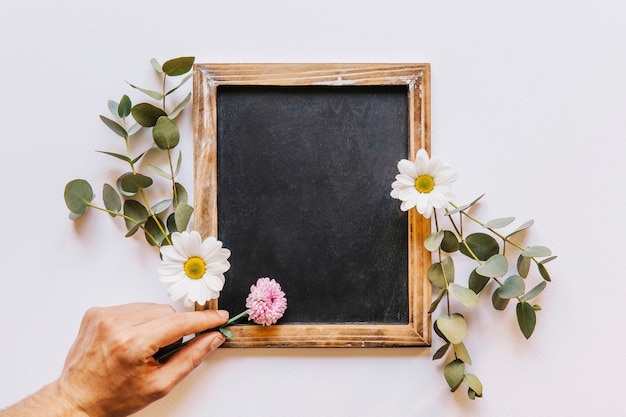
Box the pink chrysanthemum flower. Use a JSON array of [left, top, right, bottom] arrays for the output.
[[245, 277, 287, 326]]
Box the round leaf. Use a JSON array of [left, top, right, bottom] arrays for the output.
[[174, 203, 194, 232], [436, 314, 466, 344], [517, 253, 531, 278], [453, 341, 472, 365], [522, 246, 552, 258], [440, 230, 460, 252], [152, 116, 180, 149], [444, 359, 465, 391], [492, 288, 510, 310], [468, 268, 490, 294], [64, 179, 94, 215], [432, 342, 450, 360], [118, 172, 153, 196], [463, 374, 483, 397], [152, 199, 173, 215], [123, 199, 148, 233], [144, 215, 166, 246], [538, 262, 552, 282], [459, 233, 499, 261], [131, 103, 167, 127], [118, 95, 131, 118], [476, 254, 508, 278], [428, 256, 455, 289], [429, 288, 447, 314], [102, 183, 121, 216], [516, 301, 537, 339], [424, 230, 444, 252], [174, 182, 188, 206], [448, 283, 478, 307], [162, 56, 195, 76], [498, 275, 525, 299], [99, 115, 127, 138]]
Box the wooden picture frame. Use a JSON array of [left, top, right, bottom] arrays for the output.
[[193, 64, 431, 347]]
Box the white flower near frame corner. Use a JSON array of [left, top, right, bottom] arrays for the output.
[[390, 149, 458, 218], [157, 231, 231, 306]]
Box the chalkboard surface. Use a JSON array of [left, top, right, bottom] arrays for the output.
[[216, 85, 409, 324], [192, 63, 431, 347]]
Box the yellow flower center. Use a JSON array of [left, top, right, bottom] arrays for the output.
[[184, 256, 206, 279], [415, 174, 435, 193]]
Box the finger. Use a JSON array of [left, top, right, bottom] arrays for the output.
[[156, 331, 225, 387], [141, 309, 229, 352], [87, 303, 174, 327]]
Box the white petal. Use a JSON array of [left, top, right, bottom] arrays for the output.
[[167, 279, 190, 301], [203, 273, 225, 292], [397, 159, 418, 178]]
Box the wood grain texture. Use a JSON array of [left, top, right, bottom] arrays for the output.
[[193, 64, 431, 347]]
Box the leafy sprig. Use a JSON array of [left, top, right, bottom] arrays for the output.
[[427, 194, 555, 399], [64, 57, 196, 247]]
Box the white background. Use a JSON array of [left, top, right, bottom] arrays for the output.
[[1, 1, 625, 416]]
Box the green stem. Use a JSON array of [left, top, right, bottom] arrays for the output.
[[86, 203, 159, 245]]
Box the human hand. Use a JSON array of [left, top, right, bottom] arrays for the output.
[[53, 303, 228, 417]]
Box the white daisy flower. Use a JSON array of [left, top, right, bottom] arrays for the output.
[[390, 149, 458, 218], [157, 231, 231, 306]]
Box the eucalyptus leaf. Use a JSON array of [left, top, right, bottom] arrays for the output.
[[463, 374, 483, 397], [445, 194, 484, 216], [507, 219, 534, 238], [102, 183, 121, 216], [168, 92, 192, 119], [468, 268, 490, 294], [436, 314, 466, 344], [424, 231, 444, 252], [97, 150, 131, 164], [144, 216, 166, 246], [433, 318, 449, 343], [538, 262, 552, 282], [127, 82, 164, 101], [127, 123, 142, 136], [484, 217, 515, 229], [448, 283, 478, 307], [174, 150, 182, 177], [150, 58, 164, 74], [118, 95, 131, 118], [444, 359, 465, 391], [517, 254, 531, 278], [475, 254, 508, 278], [522, 246, 552, 258], [152, 199, 173, 215], [99, 115, 127, 138], [174, 182, 188, 206], [69, 211, 85, 220], [521, 281, 547, 301], [429, 288, 447, 313], [453, 342, 472, 365], [131, 103, 167, 127], [162, 56, 195, 76], [118, 172, 153, 196], [64, 179, 94, 215], [108, 100, 119, 117], [441, 230, 460, 252], [174, 203, 194, 232], [165, 74, 192, 97], [428, 256, 454, 289], [147, 164, 172, 180], [541, 255, 558, 265], [498, 275, 525, 299], [152, 116, 180, 149], [220, 327, 234, 340], [166, 213, 177, 234], [459, 233, 499, 261], [432, 342, 450, 360], [516, 301, 537, 339], [123, 199, 148, 233], [491, 288, 510, 310], [131, 151, 146, 165]]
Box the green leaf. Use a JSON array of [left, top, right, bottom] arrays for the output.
[[448, 283, 478, 307], [498, 275, 525, 299], [97, 150, 132, 164], [517, 254, 531, 278], [152, 199, 172, 215], [127, 82, 164, 101], [127, 123, 142, 136], [428, 288, 447, 313], [166, 213, 177, 234], [424, 231, 444, 252], [162, 56, 195, 76], [131, 103, 167, 127], [144, 215, 166, 246], [491, 288, 510, 310], [445, 194, 484, 216], [168, 91, 192, 120], [433, 319, 449, 343], [102, 183, 121, 216], [123, 200, 148, 235], [174, 203, 194, 232], [436, 314, 466, 344], [516, 301, 537, 339], [174, 182, 188, 206], [165, 74, 192, 97], [507, 219, 534, 238], [484, 217, 515, 229], [150, 58, 164, 74], [440, 230, 460, 253], [64, 179, 94, 215], [220, 327, 234, 340], [459, 233, 499, 261], [147, 164, 172, 180], [541, 255, 558, 265], [453, 342, 472, 364], [463, 374, 483, 397], [99, 115, 127, 138], [117, 173, 153, 196], [174, 150, 182, 177], [538, 262, 552, 282], [468, 268, 490, 294], [108, 100, 119, 117], [444, 359, 465, 391], [475, 254, 508, 278], [428, 256, 454, 289], [152, 116, 180, 149], [432, 342, 450, 360], [118, 95, 131, 118], [522, 246, 552, 258], [521, 281, 547, 301], [131, 151, 146, 165]]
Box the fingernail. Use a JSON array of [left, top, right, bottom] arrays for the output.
[[217, 310, 229, 319], [211, 333, 226, 350]]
